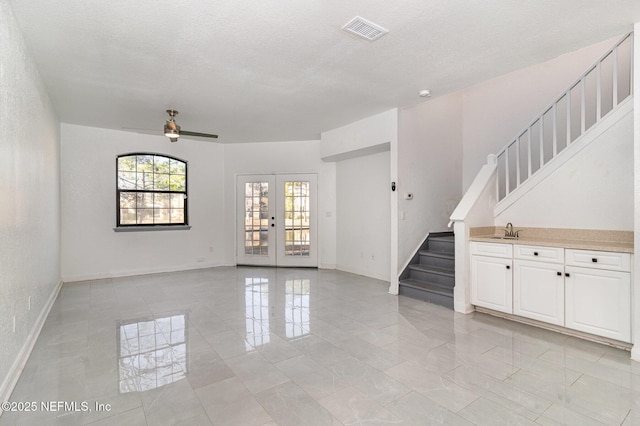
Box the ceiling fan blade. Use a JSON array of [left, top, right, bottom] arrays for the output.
[[180, 130, 219, 138]]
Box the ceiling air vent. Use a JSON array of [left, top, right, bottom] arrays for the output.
[[342, 16, 388, 41]]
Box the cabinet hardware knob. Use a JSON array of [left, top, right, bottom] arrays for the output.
[[592, 258, 598, 263], [557, 272, 562, 276], [565, 273, 570, 277], [506, 265, 510, 270], [534, 252, 539, 256]]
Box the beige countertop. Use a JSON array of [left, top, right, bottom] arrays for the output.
[[469, 226, 634, 253]]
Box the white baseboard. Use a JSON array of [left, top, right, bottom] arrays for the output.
[[0, 280, 62, 412], [62, 262, 231, 283]]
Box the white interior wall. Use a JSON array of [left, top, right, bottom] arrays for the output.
[[60, 125, 226, 281], [632, 24, 640, 361], [397, 94, 463, 267], [321, 109, 398, 160], [336, 152, 391, 281], [462, 37, 620, 191], [222, 140, 336, 268], [0, 0, 60, 400], [320, 109, 398, 284], [495, 109, 634, 230]]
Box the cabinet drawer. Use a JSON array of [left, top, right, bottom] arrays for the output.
[[470, 242, 512, 258], [565, 249, 631, 272], [514, 245, 564, 263]]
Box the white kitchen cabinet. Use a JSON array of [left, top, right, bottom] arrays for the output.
[[471, 242, 513, 314], [565, 249, 631, 342], [470, 241, 633, 344], [513, 245, 565, 326], [513, 259, 564, 325]]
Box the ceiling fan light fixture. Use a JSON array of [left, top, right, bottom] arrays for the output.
[[164, 122, 180, 139]]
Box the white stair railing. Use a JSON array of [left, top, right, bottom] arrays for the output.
[[496, 33, 633, 201]]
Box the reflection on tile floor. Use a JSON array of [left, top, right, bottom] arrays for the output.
[[118, 314, 187, 393], [1, 266, 639, 425]]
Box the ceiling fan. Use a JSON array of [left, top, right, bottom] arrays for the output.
[[163, 109, 218, 142]]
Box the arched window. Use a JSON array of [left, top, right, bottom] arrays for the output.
[[116, 153, 188, 227]]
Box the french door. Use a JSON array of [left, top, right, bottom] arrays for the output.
[[236, 174, 317, 267]]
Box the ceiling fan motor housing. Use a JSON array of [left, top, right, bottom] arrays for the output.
[[163, 109, 218, 141]]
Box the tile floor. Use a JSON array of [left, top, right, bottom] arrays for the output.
[[1, 266, 639, 425]]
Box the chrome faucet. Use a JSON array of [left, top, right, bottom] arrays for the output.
[[504, 223, 520, 239]]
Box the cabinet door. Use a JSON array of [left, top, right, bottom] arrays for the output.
[[565, 266, 631, 342], [471, 256, 513, 314], [514, 260, 564, 325]]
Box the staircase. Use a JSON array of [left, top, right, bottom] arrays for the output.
[[495, 32, 632, 203], [399, 232, 455, 309]]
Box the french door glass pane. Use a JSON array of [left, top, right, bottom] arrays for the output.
[[284, 181, 310, 256], [244, 182, 269, 255]]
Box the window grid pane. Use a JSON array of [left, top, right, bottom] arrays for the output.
[[117, 154, 187, 226], [284, 181, 310, 256], [244, 182, 269, 255]]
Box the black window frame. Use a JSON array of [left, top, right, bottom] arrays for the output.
[[115, 153, 189, 228]]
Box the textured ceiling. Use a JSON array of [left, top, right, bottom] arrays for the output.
[[7, 0, 640, 143]]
